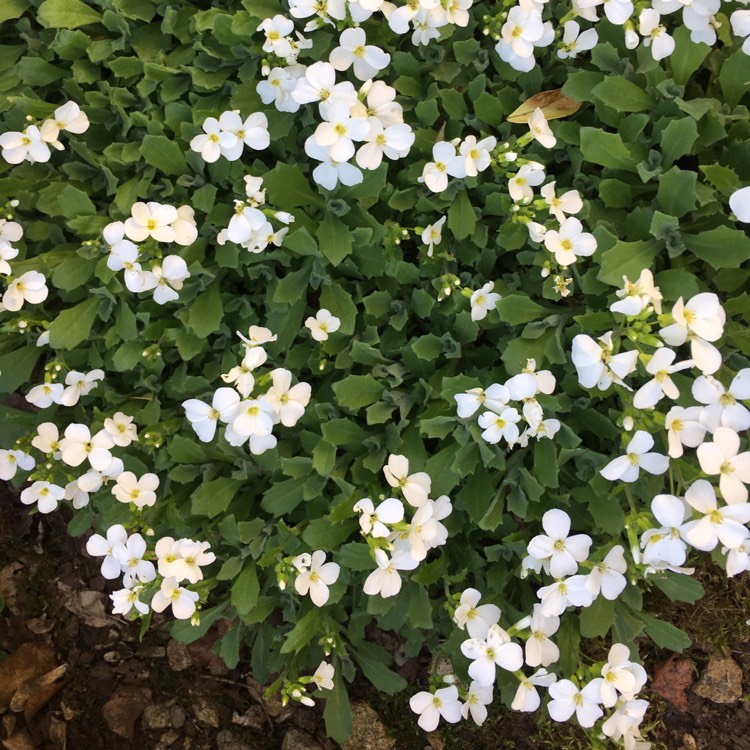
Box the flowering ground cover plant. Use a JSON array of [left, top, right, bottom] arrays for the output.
[[0, 0, 749, 746]]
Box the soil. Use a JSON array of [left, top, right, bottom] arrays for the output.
[[1, 494, 749, 750]]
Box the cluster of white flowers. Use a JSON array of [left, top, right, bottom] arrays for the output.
[[355, 454, 452, 598], [104, 202, 195, 304], [184, 325, 311, 455], [455, 359, 560, 448], [189, 111, 270, 163], [26, 368, 104, 408], [0, 102, 89, 165], [86, 525, 215, 620], [216, 175, 293, 254], [258, 15, 313, 66], [0, 211, 49, 313], [419, 134, 497, 193]]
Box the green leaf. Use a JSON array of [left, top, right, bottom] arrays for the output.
[[580, 127, 637, 172], [0, 0, 29, 24], [407, 585, 432, 629], [263, 162, 324, 209], [188, 282, 224, 337], [38, 0, 102, 28], [16, 57, 65, 86], [302, 518, 355, 550], [592, 78, 654, 112], [168, 435, 206, 464], [657, 166, 697, 217], [170, 603, 228, 644], [642, 614, 692, 652], [323, 663, 353, 745], [0, 347, 42, 395], [48, 296, 99, 350], [651, 573, 705, 604], [241, 0, 283, 19], [496, 294, 551, 325], [533, 438, 558, 488], [411, 334, 443, 361], [260, 476, 306, 516], [448, 189, 476, 241], [140, 134, 188, 176], [683, 226, 750, 270], [350, 641, 407, 694], [670, 26, 710, 86], [321, 419, 369, 446], [337, 543, 373, 571], [596, 237, 659, 286], [719, 45, 750, 108], [58, 185, 96, 217], [231, 563, 260, 616], [280, 608, 324, 654], [660, 118, 698, 168], [579, 596, 615, 638], [316, 213, 352, 266], [332, 374, 383, 410], [192, 478, 244, 518]]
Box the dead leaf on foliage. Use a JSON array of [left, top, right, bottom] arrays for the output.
[[57, 583, 112, 628], [506, 89, 582, 123], [1, 729, 36, 750], [653, 654, 694, 712], [101, 686, 152, 739], [0, 563, 23, 615], [25, 618, 54, 636], [186, 620, 232, 675], [425, 730, 444, 750], [0, 643, 57, 710], [48, 716, 66, 750], [10, 664, 68, 721]]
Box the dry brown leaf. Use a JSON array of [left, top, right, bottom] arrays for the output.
[[1, 729, 36, 750], [506, 89, 582, 123], [0, 643, 57, 710], [11, 665, 68, 721], [425, 730, 444, 750], [25, 618, 54, 636], [0, 563, 23, 616], [57, 584, 113, 628], [653, 654, 694, 712], [48, 716, 66, 750], [101, 686, 152, 740]]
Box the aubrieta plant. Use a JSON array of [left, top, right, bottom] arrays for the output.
[[0, 0, 749, 745]]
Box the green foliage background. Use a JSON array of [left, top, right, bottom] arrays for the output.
[[1, 0, 750, 741]]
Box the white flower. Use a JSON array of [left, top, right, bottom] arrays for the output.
[[113, 533, 156, 586], [524, 605, 560, 668], [124, 202, 178, 243], [362, 548, 417, 598], [257, 14, 295, 57], [692, 372, 750, 433], [724, 533, 750, 577], [537, 575, 595, 616], [313, 100, 369, 162], [32, 422, 61, 454], [383, 453, 431, 507], [190, 116, 239, 163], [730, 185, 750, 222], [39, 102, 89, 146], [461, 682, 493, 726], [421, 216, 446, 257], [601, 430, 669, 483], [353, 496, 404, 538], [312, 661, 334, 691], [478, 407, 522, 445], [289, 0, 346, 22], [571, 332, 638, 391], [511, 668, 557, 712], [528, 108, 556, 148], [151, 577, 200, 619], [103, 412, 138, 447], [21, 481, 65, 514], [183, 388, 241, 442], [355, 119, 414, 170], [502, 7, 544, 57], [86, 524, 129, 579], [640, 9, 675, 60], [3, 270, 48, 311], [292, 61, 337, 106], [419, 141, 460, 193], [257, 65, 305, 113], [454, 588, 501, 640], [264, 368, 311, 427], [148, 255, 190, 305], [219, 111, 270, 158], [602, 0, 635, 25], [543, 217, 597, 266], [527, 509, 592, 578], [470, 282, 501, 322], [632, 348, 693, 409], [60, 368, 104, 407], [294, 550, 340, 607], [329, 28, 391, 81], [172, 539, 216, 584], [509, 163, 545, 203], [586, 546, 627, 601], [611, 269, 663, 316], [558, 20, 598, 59], [304, 136, 363, 190], [460, 624, 524, 686], [0, 241, 18, 276], [409, 685, 461, 732], [25, 382, 64, 408], [599, 643, 647, 707], [0, 126, 51, 164], [221, 347, 266, 398], [541, 182, 582, 224], [601, 698, 650, 746], [238, 325, 276, 348], [59, 424, 115, 472], [547, 679, 604, 727], [641, 494, 690, 568], [170, 205, 198, 247], [660, 293, 725, 375], [681, 479, 750, 550], [305, 308, 341, 342], [111, 586, 149, 616], [696, 427, 750, 504], [0, 449, 34, 480], [457, 135, 497, 177], [112, 471, 159, 509], [455, 387, 489, 419], [229, 398, 276, 440]]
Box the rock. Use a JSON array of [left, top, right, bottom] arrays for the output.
[[217, 730, 252, 750], [156, 730, 179, 749], [102, 686, 152, 739], [143, 702, 175, 730], [170, 704, 186, 729], [192, 697, 221, 728], [167, 639, 193, 672], [341, 702, 396, 750], [232, 706, 265, 729], [694, 655, 743, 703], [137, 645, 166, 659], [652, 655, 693, 712], [281, 727, 321, 750]]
